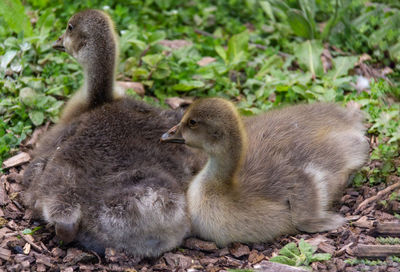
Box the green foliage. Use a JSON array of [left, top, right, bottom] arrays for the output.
[[345, 258, 386, 266], [270, 239, 331, 269], [0, 0, 33, 36], [22, 226, 42, 235], [0, 0, 399, 183], [376, 236, 400, 245]]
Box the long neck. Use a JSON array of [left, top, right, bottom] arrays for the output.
[[82, 43, 115, 108], [200, 123, 247, 189]]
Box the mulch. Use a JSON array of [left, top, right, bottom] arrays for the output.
[[1, 125, 400, 272]]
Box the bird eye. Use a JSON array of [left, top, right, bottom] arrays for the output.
[[188, 119, 197, 128], [68, 24, 73, 31]]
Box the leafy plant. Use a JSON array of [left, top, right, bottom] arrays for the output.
[[376, 236, 400, 245], [22, 226, 42, 235], [270, 239, 331, 269], [345, 258, 386, 266]]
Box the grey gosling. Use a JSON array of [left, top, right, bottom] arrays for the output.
[[161, 98, 369, 246], [23, 9, 203, 257]]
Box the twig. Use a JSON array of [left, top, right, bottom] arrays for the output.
[[19, 232, 45, 253], [194, 29, 216, 38], [138, 45, 151, 67], [91, 250, 102, 265], [373, 222, 400, 237], [355, 181, 400, 214], [356, 244, 400, 258]]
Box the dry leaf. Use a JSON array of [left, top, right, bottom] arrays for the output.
[[197, 57, 216, 66], [165, 97, 193, 109], [116, 81, 145, 96], [159, 40, 192, 50], [23, 243, 31, 255]]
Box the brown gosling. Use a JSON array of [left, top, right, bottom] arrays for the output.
[[23, 10, 204, 258], [53, 9, 122, 123], [161, 98, 369, 246]]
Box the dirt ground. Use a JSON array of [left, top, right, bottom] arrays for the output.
[[1, 126, 400, 272]]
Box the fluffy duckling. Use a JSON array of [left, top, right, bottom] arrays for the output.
[[53, 9, 121, 123], [161, 98, 369, 246], [23, 10, 204, 257]]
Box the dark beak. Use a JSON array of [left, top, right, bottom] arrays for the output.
[[53, 34, 65, 51], [160, 124, 185, 144]]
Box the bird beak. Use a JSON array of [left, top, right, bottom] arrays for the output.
[[160, 124, 185, 144], [53, 34, 66, 52]]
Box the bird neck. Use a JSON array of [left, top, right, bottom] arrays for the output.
[[202, 121, 247, 189], [82, 42, 116, 108]]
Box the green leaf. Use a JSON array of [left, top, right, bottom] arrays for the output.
[[142, 54, 164, 67], [260, 1, 275, 22], [29, 111, 44, 126], [0, 0, 33, 36], [309, 253, 331, 262], [328, 56, 358, 80], [389, 42, 400, 62], [270, 255, 297, 266], [19, 87, 38, 107], [215, 45, 227, 63], [287, 9, 313, 39], [279, 242, 301, 258], [148, 31, 167, 45], [22, 228, 33, 235], [1, 50, 17, 71], [298, 239, 315, 260], [172, 80, 205, 91], [227, 31, 249, 66], [295, 40, 323, 78], [298, 0, 316, 20]]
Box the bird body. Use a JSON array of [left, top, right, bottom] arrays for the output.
[[23, 10, 203, 257], [162, 98, 369, 246]]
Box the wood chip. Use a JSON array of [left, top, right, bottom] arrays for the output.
[[0, 178, 9, 206], [335, 242, 353, 257], [373, 221, 400, 236], [23, 243, 31, 255], [248, 250, 265, 264], [163, 252, 193, 269], [33, 252, 53, 267], [353, 216, 374, 228], [20, 233, 43, 253], [2, 152, 31, 169], [356, 244, 400, 258], [184, 238, 218, 252], [0, 248, 11, 261], [318, 242, 336, 255], [63, 248, 96, 265], [355, 181, 400, 213], [229, 243, 250, 258], [116, 81, 145, 96]]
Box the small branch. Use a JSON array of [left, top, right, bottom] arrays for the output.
[[373, 222, 400, 237], [194, 29, 216, 38], [19, 232, 46, 253], [355, 181, 400, 214], [356, 244, 400, 258], [138, 45, 151, 67]]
